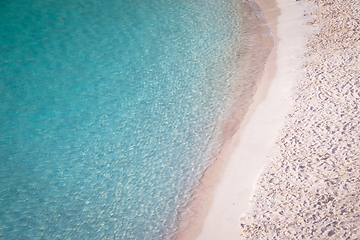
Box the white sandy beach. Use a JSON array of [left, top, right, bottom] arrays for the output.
[[241, 0, 360, 238], [177, 0, 318, 239]]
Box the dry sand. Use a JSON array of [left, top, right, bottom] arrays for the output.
[[240, 0, 360, 239]]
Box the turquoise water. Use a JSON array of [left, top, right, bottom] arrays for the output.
[[0, 0, 270, 239]]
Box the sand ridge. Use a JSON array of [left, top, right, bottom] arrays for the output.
[[240, 0, 360, 239]]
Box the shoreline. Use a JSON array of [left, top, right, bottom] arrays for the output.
[[174, 1, 277, 239], [176, 0, 316, 239], [194, 0, 316, 239], [174, 1, 275, 239]]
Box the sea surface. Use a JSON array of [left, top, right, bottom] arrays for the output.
[[0, 0, 271, 239]]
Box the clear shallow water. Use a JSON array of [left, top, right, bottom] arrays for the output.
[[0, 0, 270, 239]]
